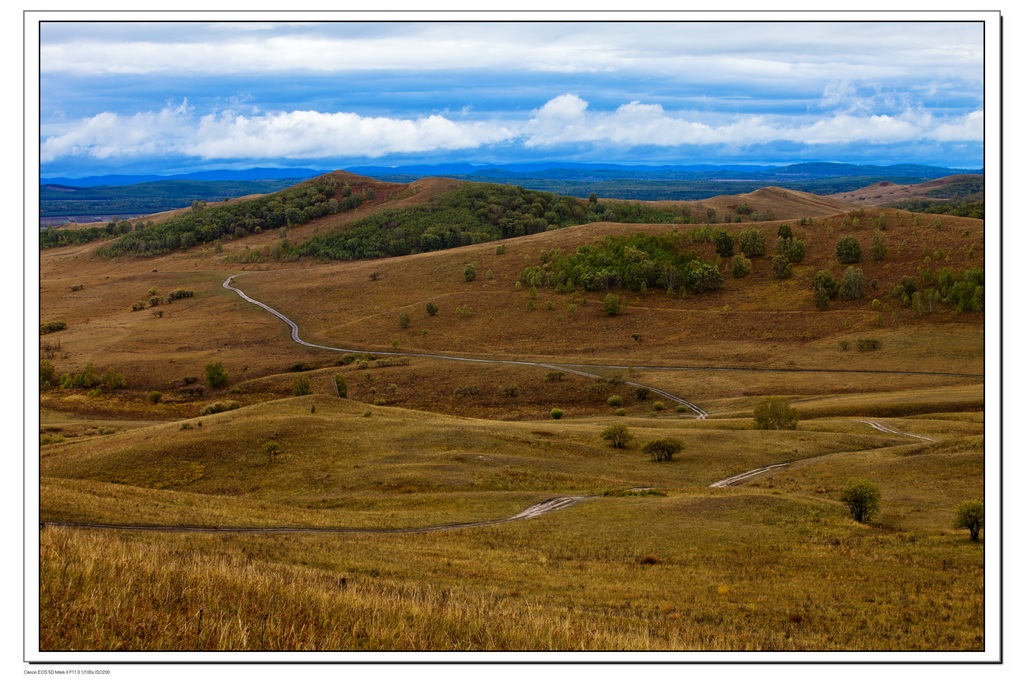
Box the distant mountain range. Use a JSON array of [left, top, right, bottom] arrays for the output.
[[42, 162, 981, 188]]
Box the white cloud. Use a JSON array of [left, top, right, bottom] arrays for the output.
[[523, 95, 983, 148], [40, 104, 514, 163]]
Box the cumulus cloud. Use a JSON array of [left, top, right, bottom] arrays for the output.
[[523, 95, 983, 149], [40, 103, 514, 163]]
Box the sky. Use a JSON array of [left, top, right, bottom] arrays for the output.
[[37, 18, 987, 177]]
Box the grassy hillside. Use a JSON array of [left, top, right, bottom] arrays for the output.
[[36, 173, 987, 653]]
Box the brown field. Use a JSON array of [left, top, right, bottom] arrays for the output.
[[36, 174, 987, 653]]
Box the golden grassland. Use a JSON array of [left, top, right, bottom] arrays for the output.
[[36, 177, 987, 652]]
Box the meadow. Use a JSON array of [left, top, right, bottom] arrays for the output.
[[36, 173, 986, 653]]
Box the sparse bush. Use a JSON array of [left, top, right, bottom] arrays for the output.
[[772, 254, 793, 279], [495, 244, 506, 255], [839, 267, 866, 300], [40, 359, 56, 389], [454, 385, 481, 398], [836, 235, 863, 263], [333, 375, 348, 398], [607, 395, 623, 407], [871, 230, 888, 261], [634, 387, 650, 401], [731, 254, 752, 278], [463, 263, 477, 282], [545, 370, 565, 382], [264, 441, 281, 464], [652, 401, 665, 411], [500, 385, 519, 398], [205, 361, 228, 389], [147, 390, 162, 404], [856, 338, 881, 352], [753, 397, 799, 430], [953, 499, 984, 541], [601, 423, 634, 449], [40, 321, 67, 335], [643, 438, 683, 462], [614, 408, 626, 417], [199, 400, 241, 416], [550, 408, 564, 420], [714, 229, 734, 257], [603, 294, 621, 316], [398, 311, 411, 329], [293, 375, 311, 396], [425, 302, 438, 316], [100, 368, 126, 391], [168, 289, 194, 300], [840, 479, 882, 523], [738, 227, 767, 257]]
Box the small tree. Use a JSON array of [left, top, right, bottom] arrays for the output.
[[871, 230, 888, 261], [839, 267, 866, 300], [772, 254, 793, 279], [738, 227, 767, 257], [603, 294, 621, 316], [264, 441, 281, 464], [732, 254, 752, 278], [643, 438, 683, 462], [292, 375, 311, 396], [714, 229, 735, 258], [836, 235, 863, 264], [777, 223, 793, 240], [464, 263, 477, 282], [205, 361, 228, 389], [840, 479, 881, 523], [753, 397, 799, 430], [398, 311, 411, 328], [334, 374, 348, 398], [425, 302, 439, 317], [601, 423, 634, 449], [953, 499, 984, 541]]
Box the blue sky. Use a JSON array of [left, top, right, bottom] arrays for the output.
[[38, 19, 986, 177]]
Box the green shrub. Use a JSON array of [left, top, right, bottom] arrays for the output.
[[601, 423, 633, 449], [603, 294, 621, 316], [334, 374, 348, 398], [643, 438, 683, 462], [40, 321, 67, 335], [953, 499, 984, 541], [753, 397, 799, 430], [550, 408, 564, 420], [40, 360, 56, 389], [293, 375, 311, 396], [199, 400, 241, 416], [713, 229, 734, 257], [652, 401, 665, 411], [738, 227, 767, 257], [398, 311, 411, 328], [856, 338, 881, 352], [731, 254, 752, 278], [839, 267, 866, 300], [205, 361, 228, 389], [772, 254, 793, 279], [464, 263, 477, 282], [840, 479, 881, 523], [425, 302, 439, 316], [607, 395, 623, 407], [545, 370, 565, 382], [836, 235, 863, 263], [147, 390, 162, 404]]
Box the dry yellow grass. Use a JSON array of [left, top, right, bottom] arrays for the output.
[[36, 176, 988, 653]]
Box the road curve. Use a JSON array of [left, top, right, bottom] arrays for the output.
[[709, 418, 940, 487], [223, 274, 708, 418], [854, 419, 936, 442], [42, 496, 594, 536]]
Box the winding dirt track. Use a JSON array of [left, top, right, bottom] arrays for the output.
[[41, 496, 594, 535], [708, 419, 938, 487], [223, 275, 709, 418]]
